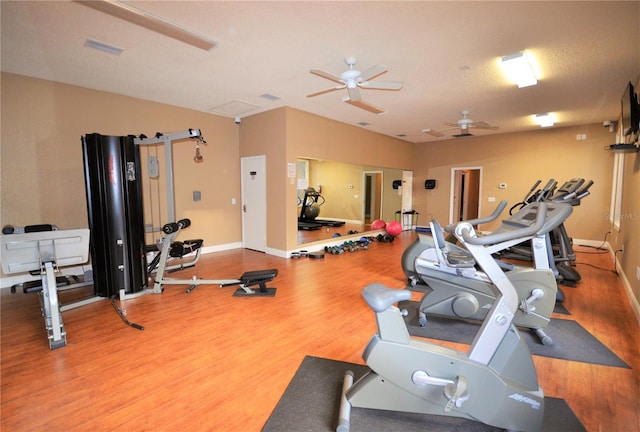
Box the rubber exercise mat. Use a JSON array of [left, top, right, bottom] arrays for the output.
[[398, 300, 630, 369], [262, 355, 586, 432]]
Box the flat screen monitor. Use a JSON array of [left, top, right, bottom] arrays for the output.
[[621, 81, 639, 139]]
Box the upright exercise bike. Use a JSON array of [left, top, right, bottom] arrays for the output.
[[402, 200, 571, 345], [337, 204, 549, 432]]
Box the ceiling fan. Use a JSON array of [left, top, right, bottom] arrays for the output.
[[306, 56, 403, 114], [422, 110, 499, 138]]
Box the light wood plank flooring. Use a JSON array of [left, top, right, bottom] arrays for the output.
[[1, 233, 639, 431]]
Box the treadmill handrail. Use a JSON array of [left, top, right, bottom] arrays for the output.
[[445, 200, 507, 233], [459, 203, 547, 246]]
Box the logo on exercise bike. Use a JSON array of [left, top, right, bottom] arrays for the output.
[[509, 393, 541, 410]]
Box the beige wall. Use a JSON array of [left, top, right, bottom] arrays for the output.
[[240, 107, 415, 250], [1, 72, 242, 261], [412, 125, 615, 240], [2, 72, 638, 316]]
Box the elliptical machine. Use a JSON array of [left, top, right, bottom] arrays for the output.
[[502, 178, 593, 287], [337, 204, 549, 432], [402, 200, 570, 345]]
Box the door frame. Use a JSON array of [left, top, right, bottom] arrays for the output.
[[449, 166, 482, 224], [362, 170, 383, 224]]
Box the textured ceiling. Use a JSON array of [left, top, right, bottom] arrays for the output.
[[1, 1, 639, 143]]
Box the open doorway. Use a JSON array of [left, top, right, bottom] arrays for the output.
[[450, 167, 482, 224], [363, 171, 382, 224]]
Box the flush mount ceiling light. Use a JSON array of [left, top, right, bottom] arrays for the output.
[[75, 0, 217, 51], [501, 52, 537, 88], [534, 113, 554, 127]]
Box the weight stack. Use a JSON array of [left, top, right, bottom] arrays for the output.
[[82, 133, 147, 297]]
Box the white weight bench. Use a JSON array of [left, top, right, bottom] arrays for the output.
[[1, 229, 90, 349]]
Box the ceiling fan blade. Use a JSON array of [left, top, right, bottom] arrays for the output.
[[347, 86, 362, 102], [359, 80, 403, 91], [472, 121, 499, 130], [421, 128, 445, 138], [345, 99, 385, 114], [306, 85, 345, 98], [310, 69, 344, 84], [443, 122, 459, 127], [359, 64, 388, 81]]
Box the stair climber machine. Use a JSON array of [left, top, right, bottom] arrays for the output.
[[503, 178, 593, 287], [336, 203, 549, 432], [402, 199, 573, 345]]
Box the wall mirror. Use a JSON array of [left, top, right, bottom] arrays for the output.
[[296, 158, 410, 244]]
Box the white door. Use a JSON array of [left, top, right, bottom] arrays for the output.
[[241, 156, 267, 252], [401, 170, 413, 211]]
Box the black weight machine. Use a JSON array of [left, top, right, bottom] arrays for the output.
[[297, 187, 346, 231], [82, 129, 278, 329]]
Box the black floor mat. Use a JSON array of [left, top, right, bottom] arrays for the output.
[[262, 355, 586, 432], [399, 300, 630, 368]]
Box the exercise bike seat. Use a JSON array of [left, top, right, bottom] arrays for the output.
[[363, 283, 412, 312], [431, 220, 475, 268]]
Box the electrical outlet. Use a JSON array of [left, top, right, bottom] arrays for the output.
[[636, 266, 640, 281]]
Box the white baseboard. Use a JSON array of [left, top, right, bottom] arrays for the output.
[[604, 243, 640, 326], [574, 238, 640, 326]]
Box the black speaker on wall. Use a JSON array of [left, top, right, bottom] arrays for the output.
[[425, 179, 436, 189], [392, 180, 402, 189]]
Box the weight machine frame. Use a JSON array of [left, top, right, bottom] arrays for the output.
[[1, 229, 92, 349]]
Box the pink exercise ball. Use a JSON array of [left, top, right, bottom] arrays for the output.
[[385, 220, 402, 237], [370, 219, 386, 230]]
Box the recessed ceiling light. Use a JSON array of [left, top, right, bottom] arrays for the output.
[[84, 38, 123, 55]]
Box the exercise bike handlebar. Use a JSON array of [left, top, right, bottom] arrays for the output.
[[445, 200, 507, 233], [458, 202, 548, 246]]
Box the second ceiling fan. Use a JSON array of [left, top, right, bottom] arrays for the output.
[[423, 110, 499, 138], [307, 56, 403, 114]]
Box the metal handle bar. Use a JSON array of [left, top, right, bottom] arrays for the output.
[[460, 202, 548, 245], [445, 200, 507, 233]]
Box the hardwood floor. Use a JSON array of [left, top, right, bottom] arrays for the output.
[[1, 233, 639, 431]]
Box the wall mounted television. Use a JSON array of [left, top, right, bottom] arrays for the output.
[[621, 81, 639, 142]]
